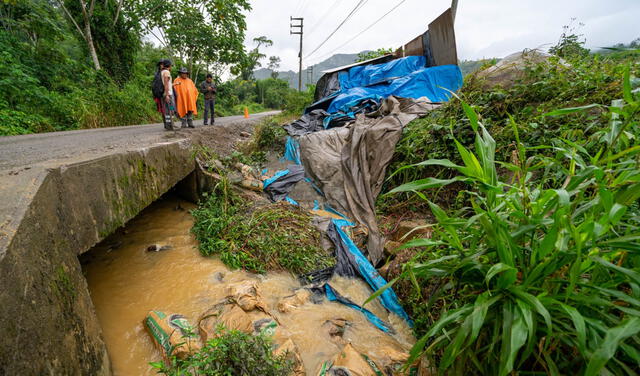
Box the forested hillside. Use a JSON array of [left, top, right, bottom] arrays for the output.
[[0, 0, 312, 136]]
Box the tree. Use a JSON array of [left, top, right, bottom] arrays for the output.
[[137, 0, 251, 74], [267, 56, 280, 79], [237, 36, 272, 80], [56, 0, 102, 69]]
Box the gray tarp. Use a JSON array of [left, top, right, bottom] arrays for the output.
[[283, 109, 329, 137], [299, 96, 440, 263], [263, 164, 305, 202]]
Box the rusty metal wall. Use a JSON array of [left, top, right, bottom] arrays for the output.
[[428, 8, 458, 66]]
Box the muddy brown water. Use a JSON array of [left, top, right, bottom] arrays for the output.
[[82, 195, 414, 375]]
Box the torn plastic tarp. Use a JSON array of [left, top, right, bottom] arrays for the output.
[[311, 283, 395, 333], [284, 196, 299, 205], [338, 55, 429, 90], [283, 109, 329, 137], [325, 220, 360, 278], [300, 97, 441, 264], [283, 136, 301, 165], [262, 165, 305, 202], [330, 217, 413, 327], [322, 97, 381, 130], [300, 206, 413, 328], [328, 64, 462, 113]]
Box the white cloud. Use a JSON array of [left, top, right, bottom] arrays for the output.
[[243, 0, 640, 71]]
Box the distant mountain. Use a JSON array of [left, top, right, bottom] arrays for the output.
[[254, 52, 367, 89]]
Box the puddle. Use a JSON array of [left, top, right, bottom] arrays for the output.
[[82, 195, 414, 375]]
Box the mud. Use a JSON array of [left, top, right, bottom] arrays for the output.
[[82, 195, 414, 375]]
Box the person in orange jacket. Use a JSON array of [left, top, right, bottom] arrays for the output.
[[173, 67, 199, 128]]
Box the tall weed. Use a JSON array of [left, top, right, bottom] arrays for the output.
[[387, 70, 640, 375]]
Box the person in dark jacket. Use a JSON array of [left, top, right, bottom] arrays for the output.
[[199, 74, 217, 125]]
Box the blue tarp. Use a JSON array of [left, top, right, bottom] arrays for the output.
[[283, 136, 301, 165], [284, 196, 299, 205], [339, 55, 428, 90], [262, 169, 290, 189], [331, 216, 414, 327], [327, 61, 463, 113], [323, 283, 394, 333]]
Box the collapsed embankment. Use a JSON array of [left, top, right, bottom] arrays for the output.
[[0, 116, 266, 375], [82, 195, 416, 375]]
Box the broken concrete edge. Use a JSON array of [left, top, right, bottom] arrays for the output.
[[0, 169, 48, 260], [0, 138, 195, 375]]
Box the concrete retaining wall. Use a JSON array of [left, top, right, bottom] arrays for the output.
[[0, 139, 194, 375]]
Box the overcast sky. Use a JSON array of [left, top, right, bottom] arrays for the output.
[[244, 0, 640, 72]]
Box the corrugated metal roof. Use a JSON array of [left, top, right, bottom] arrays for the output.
[[321, 54, 395, 74]]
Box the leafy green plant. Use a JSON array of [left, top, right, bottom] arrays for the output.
[[283, 84, 315, 116], [238, 117, 288, 160], [386, 71, 640, 375], [151, 327, 293, 376], [549, 19, 590, 58]]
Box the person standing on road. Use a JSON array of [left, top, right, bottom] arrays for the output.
[[173, 67, 199, 128], [160, 59, 177, 130], [200, 74, 217, 125], [152, 60, 164, 115]]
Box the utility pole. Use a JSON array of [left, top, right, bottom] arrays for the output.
[[306, 66, 313, 85], [290, 16, 303, 91]]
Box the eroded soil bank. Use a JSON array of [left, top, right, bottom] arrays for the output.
[[82, 194, 414, 375]]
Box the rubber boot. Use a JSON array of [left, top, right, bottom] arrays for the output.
[[163, 114, 173, 130], [187, 116, 194, 128], [180, 117, 187, 128]]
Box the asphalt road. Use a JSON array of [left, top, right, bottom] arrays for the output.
[[0, 112, 279, 171], [0, 111, 279, 252]]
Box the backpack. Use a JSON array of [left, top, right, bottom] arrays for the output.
[[151, 71, 164, 98]]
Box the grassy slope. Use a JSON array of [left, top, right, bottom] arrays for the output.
[[380, 51, 640, 374]]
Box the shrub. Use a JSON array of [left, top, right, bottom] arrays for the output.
[[191, 188, 334, 275], [381, 50, 639, 211], [283, 85, 314, 116], [151, 327, 293, 376], [0, 109, 52, 135]]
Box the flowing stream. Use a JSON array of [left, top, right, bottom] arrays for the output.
[[82, 195, 414, 375]]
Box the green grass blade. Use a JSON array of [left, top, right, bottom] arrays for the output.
[[363, 277, 398, 306], [503, 313, 528, 376], [544, 104, 601, 117], [508, 287, 552, 330], [623, 65, 634, 105], [559, 303, 587, 354], [485, 263, 516, 285], [585, 318, 640, 376], [386, 176, 468, 194], [591, 257, 640, 284], [461, 100, 480, 133]]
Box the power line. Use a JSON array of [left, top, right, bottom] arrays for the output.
[[306, 0, 370, 59], [307, 0, 407, 65], [305, 0, 341, 38], [293, 0, 305, 15], [299, 0, 311, 16]]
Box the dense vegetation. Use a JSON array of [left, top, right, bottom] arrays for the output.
[[380, 42, 640, 374], [383, 47, 639, 211], [191, 171, 333, 275], [151, 328, 293, 376], [0, 0, 306, 136]]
